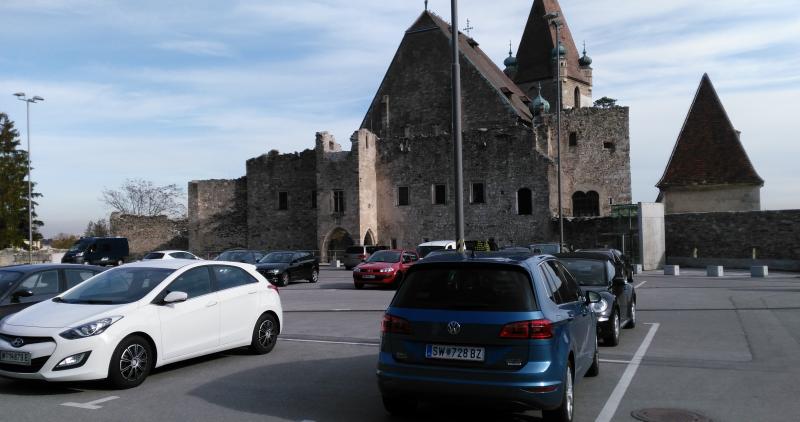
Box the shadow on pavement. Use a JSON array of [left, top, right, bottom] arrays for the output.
[[189, 353, 543, 422], [0, 378, 106, 395]]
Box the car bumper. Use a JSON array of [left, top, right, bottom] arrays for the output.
[[376, 353, 564, 410], [0, 327, 116, 382], [353, 272, 398, 284]]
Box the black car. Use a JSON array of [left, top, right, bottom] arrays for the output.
[[61, 237, 129, 266], [214, 249, 265, 264], [556, 252, 636, 346], [255, 251, 319, 286], [0, 264, 105, 319], [577, 248, 633, 282]]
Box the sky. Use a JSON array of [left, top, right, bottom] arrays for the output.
[[0, 0, 798, 237]]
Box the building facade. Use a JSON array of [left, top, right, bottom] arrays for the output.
[[188, 0, 632, 258]]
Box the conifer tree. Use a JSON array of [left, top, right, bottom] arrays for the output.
[[0, 112, 43, 248]]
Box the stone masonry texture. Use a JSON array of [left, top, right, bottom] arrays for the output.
[[110, 212, 188, 259]]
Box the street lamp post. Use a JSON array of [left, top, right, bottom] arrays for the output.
[[450, 0, 465, 252], [13, 92, 44, 264], [544, 12, 564, 249]]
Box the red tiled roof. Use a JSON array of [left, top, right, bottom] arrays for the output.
[[657, 74, 763, 188], [514, 0, 588, 85]]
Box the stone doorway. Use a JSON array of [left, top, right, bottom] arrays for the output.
[[323, 227, 355, 263], [363, 229, 376, 246]]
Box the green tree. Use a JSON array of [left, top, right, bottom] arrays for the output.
[[593, 96, 618, 109], [51, 233, 79, 249], [0, 113, 43, 248], [84, 219, 110, 237]]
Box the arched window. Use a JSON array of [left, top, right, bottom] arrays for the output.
[[517, 188, 532, 215], [573, 191, 600, 217], [574, 87, 581, 109]]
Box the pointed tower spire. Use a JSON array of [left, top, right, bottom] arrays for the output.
[[657, 73, 763, 189]]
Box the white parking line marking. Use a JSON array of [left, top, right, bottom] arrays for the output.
[[595, 323, 660, 422], [635, 280, 648, 289], [599, 358, 631, 364], [280, 338, 378, 347], [61, 396, 119, 410]]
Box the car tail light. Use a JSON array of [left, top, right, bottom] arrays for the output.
[[499, 319, 553, 339], [268, 284, 279, 294], [381, 314, 411, 335], [358, 254, 367, 259]]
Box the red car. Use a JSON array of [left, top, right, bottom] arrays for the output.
[[353, 249, 419, 289]]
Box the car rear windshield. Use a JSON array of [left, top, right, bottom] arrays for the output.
[[345, 246, 364, 254], [143, 252, 165, 260], [392, 265, 537, 311], [560, 259, 610, 286]]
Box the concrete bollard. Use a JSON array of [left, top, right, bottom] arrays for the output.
[[664, 265, 680, 276], [634, 264, 643, 274], [707, 266, 724, 277], [335, 260, 342, 269], [751, 266, 768, 278]]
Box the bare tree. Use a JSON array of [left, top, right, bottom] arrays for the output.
[[101, 179, 186, 217]]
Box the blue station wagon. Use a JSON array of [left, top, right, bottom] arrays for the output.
[[377, 252, 601, 421]]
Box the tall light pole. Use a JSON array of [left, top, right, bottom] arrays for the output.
[[544, 12, 564, 249], [13, 92, 44, 263], [450, 0, 465, 252]]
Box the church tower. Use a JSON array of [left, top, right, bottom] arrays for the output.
[[514, 0, 592, 110]]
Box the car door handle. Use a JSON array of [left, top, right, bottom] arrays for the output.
[[248, 291, 257, 295], [206, 301, 218, 307]]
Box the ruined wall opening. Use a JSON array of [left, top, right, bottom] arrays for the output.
[[573, 191, 600, 217], [574, 87, 581, 109], [517, 188, 532, 215], [323, 227, 355, 263]]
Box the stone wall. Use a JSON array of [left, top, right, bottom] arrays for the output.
[[188, 178, 248, 257], [662, 185, 761, 214], [110, 213, 188, 258], [665, 210, 800, 270], [246, 149, 318, 251]]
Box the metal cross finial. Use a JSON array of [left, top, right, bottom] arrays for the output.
[[424, 0, 428, 11], [463, 19, 474, 36], [508, 40, 513, 56], [583, 40, 587, 55]]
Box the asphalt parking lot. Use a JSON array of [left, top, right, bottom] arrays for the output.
[[1, 266, 799, 421]]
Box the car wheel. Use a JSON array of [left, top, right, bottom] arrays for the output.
[[308, 269, 319, 283], [354, 282, 364, 290], [625, 300, 637, 329], [107, 335, 152, 389], [586, 335, 599, 377], [250, 313, 278, 354], [603, 310, 620, 346], [392, 273, 404, 290], [543, 362, 574, 422], [381, 395, 417, 416], [279, 272, 290, 287]]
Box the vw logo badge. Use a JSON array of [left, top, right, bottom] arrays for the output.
[[11, 338, 24, 348], [447, 321, 461, 335]]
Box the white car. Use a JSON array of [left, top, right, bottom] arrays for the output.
[[0, 260, 282, 388], [142, 250, 202, 260]]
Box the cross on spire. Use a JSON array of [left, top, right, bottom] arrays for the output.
[[583, 40, 587, 55], [508, 40, 513, 57], [463, 19, 474, 36], [424, 0, 428, 11]]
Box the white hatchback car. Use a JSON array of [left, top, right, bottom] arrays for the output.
[[142, 250, 202, 260], [0, 260, 282, 388]]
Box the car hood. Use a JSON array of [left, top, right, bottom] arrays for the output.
[[1, 299, 132, 329], [358, 262, 397, 271], [255, 263, 289, 271]]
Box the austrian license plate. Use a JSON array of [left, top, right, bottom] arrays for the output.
[[0, 350, 31, 366], [425, 344, 485, 362], [362, 275, 375, 279]]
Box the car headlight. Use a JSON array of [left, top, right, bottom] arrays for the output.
[[75, 252, 84, 257], [590, 299, 608, 314], [353, 267, 361, 272], [268, 269, 281, 274], [60, 316, 123, 339], [379, 267, 395, 273]]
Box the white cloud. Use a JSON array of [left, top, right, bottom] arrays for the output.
[[156, 40, 235, 57]]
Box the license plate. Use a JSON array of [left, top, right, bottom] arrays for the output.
[[362, 275, 375, 279], [426, 344, 485, 362], [0, 350, 31, 366]]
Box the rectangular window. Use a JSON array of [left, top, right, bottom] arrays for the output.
[[471, 183, 485, 204], [398, 186, 410, 206], [278, 192, 288, 210], [432, 184, 446, 205], [391, 239, 398, 249], [333, 190, 345, 213], [311, 190, 317, 209]]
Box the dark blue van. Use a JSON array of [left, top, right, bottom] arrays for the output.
[[377, 252, 600, 421], [61, 237, 129, 266]]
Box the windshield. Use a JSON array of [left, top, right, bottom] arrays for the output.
[[68, 239, 93, 252], [367, 251, 401, 263], [560, 259, 611, 286], [143, 252, 165, 260], [260, 252, 294, 263], [417, 246, 445, 258], [216, 251, 253, 263], [393, 265, 536, 311], [530, 244, 560, 254], [0, 270, 23, 297], [59, 267, 174, 304]]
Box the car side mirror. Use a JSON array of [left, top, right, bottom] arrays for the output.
[[585, 291, 601, 304], [10, 289, 34, 303], [163, 291, 188, 304]]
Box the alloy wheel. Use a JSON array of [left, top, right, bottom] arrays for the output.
[[614, 312, 620, 339], [258, 318, 275, 348], [119, 343, 148, 382], [566, 366, 574, 420]]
